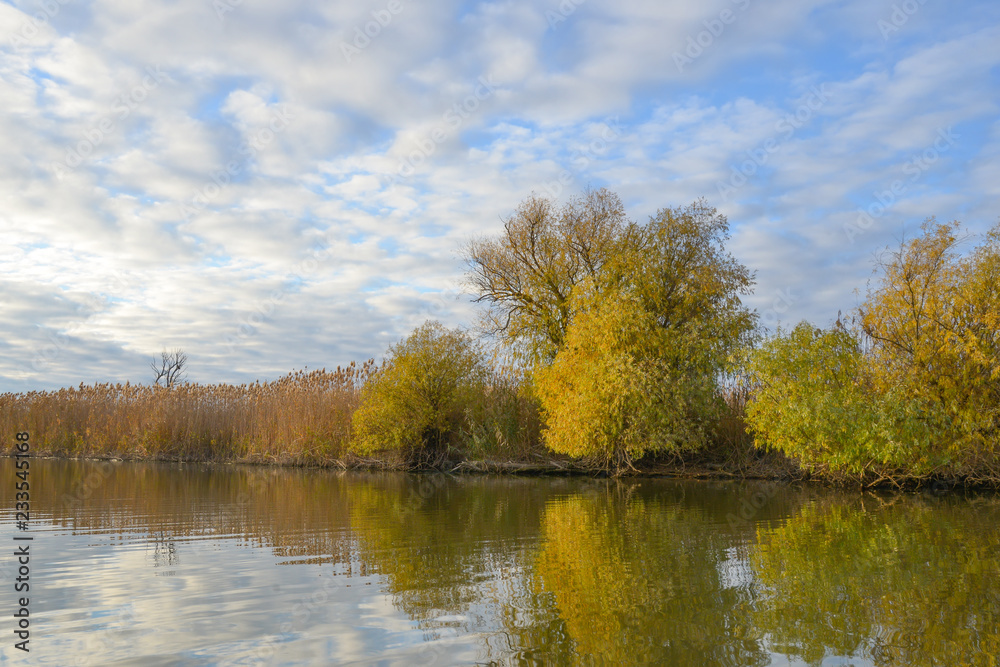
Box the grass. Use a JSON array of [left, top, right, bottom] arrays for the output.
[[0, 363, 376, 465], [0, 360, 551, 468]]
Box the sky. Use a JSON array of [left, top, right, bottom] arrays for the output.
[[1, 0, 998, 391]]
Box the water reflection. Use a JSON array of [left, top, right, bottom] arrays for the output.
[[751, 494, 1000, 666], [1, 459, 997, 665]]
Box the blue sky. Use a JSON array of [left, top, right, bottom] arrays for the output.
[[1, 0, 998, 391]]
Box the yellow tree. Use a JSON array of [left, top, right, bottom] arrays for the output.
[[463, 188, 636, 364], [534, 200, 757, 467], [535, 285, 722, 466], [860, 219, 1000, 461], [350, 321, 488, 457]]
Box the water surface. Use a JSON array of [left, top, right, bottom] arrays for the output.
[[1, 459, 998, 665]]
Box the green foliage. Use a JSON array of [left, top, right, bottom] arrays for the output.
[[744, 322, 941, 474], [746, 220, 1000, 477], [860, 219, 1000, 459], [461, 363, 542, 459], [751, 496, 1000, 665], [350, 321, 488, 456]]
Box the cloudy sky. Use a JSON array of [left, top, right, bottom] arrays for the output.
[[1, 0, 998, 391]]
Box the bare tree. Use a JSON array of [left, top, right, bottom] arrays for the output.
[[151, 349, 188, 387]]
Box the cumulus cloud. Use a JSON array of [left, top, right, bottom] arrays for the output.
[[0, 0, 997, 389]]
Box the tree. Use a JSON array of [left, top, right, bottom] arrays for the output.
[[350, 321, 488, 457], [150, 349, 187, 387], [742, 322, 936, 474], [859, 219, 1000, 455], [531, 198, 758, 466], [535, 285, 724, 466], [463, 187, 636, 364], [745, 219, 1000, 477]]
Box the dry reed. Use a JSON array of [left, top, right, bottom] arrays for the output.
[[0, 361, 378, 465]]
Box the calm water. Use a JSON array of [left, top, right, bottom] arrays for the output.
[[1, 459, 998, 666]]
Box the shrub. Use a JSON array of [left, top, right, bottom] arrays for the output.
[[534, 286, 727, 468], [744, 322, 948, 475], [350, 321, 488, 457]]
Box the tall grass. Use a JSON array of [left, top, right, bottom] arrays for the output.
[[0, 359, 546, 466], [0, 362, 377, 464], [1, 357, 778, 473]]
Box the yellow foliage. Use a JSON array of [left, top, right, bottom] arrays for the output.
[[860, 219, 1000, 459], [747, 219, 1000, 478], [533, 199, 757, 467], [350, 321, 489, 455]]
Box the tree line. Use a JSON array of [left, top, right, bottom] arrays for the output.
[[351, 188, 999, 483]]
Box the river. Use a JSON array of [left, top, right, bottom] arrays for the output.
[[1, 458, 997, 665]]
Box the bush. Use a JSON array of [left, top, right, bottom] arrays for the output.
[[744, 322, 950, 475], [350, 321, 488, 457], [535, 286, 727, 468], [860, 219, 1000, 459]]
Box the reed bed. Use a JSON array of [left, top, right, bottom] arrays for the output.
[[0, 362, 378, 465], [0, 359, 549, 467]]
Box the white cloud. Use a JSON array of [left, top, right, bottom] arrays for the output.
[[1, 0, 998, 389]]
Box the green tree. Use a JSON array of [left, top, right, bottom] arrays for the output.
[[743, 322, 938, 474], [350, 321, 488, 457], [746, 219, 1000, 477]]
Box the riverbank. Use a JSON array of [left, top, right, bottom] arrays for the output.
[[9, 448, 999, 490], [4, 366, 998, 490]]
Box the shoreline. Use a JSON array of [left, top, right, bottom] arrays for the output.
[[8, 451, 999, 491]]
